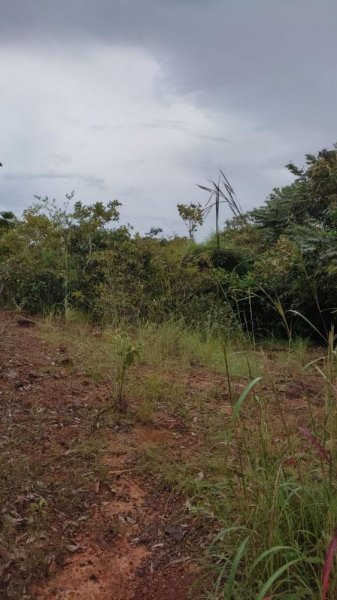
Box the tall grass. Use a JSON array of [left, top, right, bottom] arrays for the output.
[[201, 319, 337, 599], [135, 315, 337, 598]]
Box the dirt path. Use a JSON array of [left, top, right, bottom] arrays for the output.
[[0, 313, 202, 600], [34, 426, 200, 600]]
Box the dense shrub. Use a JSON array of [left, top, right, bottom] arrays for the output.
[[2, 144, 337, 339]]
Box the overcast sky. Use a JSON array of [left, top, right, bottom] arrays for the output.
[[1, 0, 337, 237]]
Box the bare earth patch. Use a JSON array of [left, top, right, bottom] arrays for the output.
[[0, 312, 202, 600]]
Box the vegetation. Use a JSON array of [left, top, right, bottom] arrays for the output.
[[2, 142, 337, 598], [34, 317, 337, 598], [2, 144, 337, 340]]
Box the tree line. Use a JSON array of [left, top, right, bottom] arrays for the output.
[[1, 143, 337, 340]]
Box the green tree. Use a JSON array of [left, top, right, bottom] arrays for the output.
[[251, 145, 337, 238], [177, 202, 204, 239], [70, 199, 121, 259]]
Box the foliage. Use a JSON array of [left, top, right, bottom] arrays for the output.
[[222, 144, 337, 338], [177, 202, 204, 239], [2, 143, 337, 339], [0, 212, 17, 232]]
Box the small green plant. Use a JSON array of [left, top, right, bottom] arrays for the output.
[[93, 333, 140, 427], [27, 497, 48, 532], [113, 333, 140, 412]]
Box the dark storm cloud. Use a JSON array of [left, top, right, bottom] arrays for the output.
[[1, 0, 337, 233], [2, 0, 336, 104], [3, 0, 336, 153]]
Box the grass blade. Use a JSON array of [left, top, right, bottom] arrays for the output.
[[249, 545, 294, 577], [231, 377, 262, 424], [290, 310, 327, 343], [322, 533, 337, 600], [224, 536, 250, 598], [256, 557, 319, 600]]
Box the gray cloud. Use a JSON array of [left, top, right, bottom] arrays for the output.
[[3, 171, 107, 189], [1, 0, 337, 235]]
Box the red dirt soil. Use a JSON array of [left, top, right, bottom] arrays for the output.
[[0, 313, 203, 600]]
